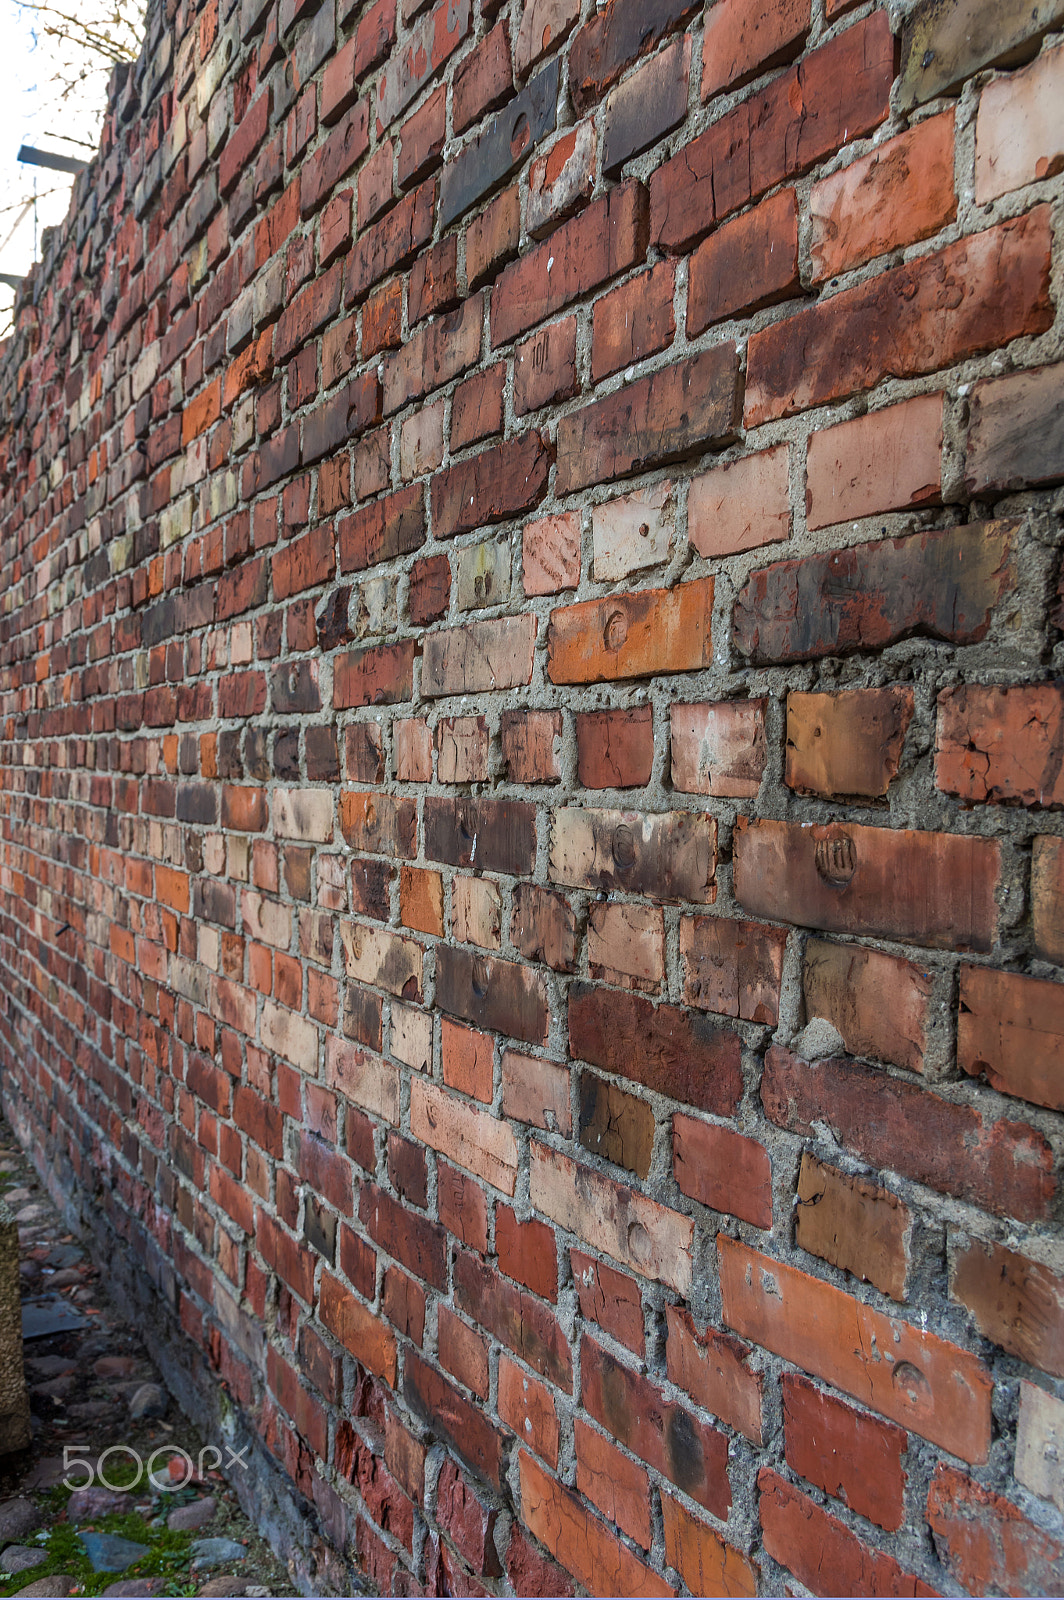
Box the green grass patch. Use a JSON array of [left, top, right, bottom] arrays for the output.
[[0, 1502, 197, 1598]]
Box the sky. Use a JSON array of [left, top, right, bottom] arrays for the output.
[[0, 1, 124, 333]]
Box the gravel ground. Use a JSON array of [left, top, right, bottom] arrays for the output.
[[0, 1116, 298, 1600]]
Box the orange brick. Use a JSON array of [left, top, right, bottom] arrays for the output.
[[720, 1237, 991, 1462], [548, 579, 714, 685], [441, 1018, 493, 1102], [783, 1372, 907, 1532], [661, 1495, 757, 1599], [575, 1419, 652, 1549], [958, 964, 1064, 1112], [809, 110, 956, 281], [499, 1356, 559, 1468], [786, 687, 914, 798], [517, 1452, 673, 1598]]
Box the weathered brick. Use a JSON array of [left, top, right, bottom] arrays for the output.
[[927, 1464, 1064, 1598], [582, 1335, 730, 1518], [803, 940, 930, 1074], [517, 1452, 671, 1598], [501, 1048, 572, 1136], [806, 395, 944, 530], [601, 34, 690, 175], [423, 614, 537, 697], [569, 0, 697, 113], [688, 189, 799, 335], [513, 319, 577, 417], [734, 522, 1015, 665], [665, 1305, 762, 1445], [746, 209, 1053, 425], [965, 362, 1064, 497], [765, 1045, 1055, 1222], [490, 181, 648, 348], [591, 481, 675, 582], [576, 706, 653, 790], [568, 982, 740, 1114], [680, 915, 786, 1024], [575, 1420, 651, 1548], [701, 0, 809, 100], [375, 0, 471, 132], [556, 348, 739, 495], [662, 1496, 756, 1599], [526, 120, 595, 239], [810, 111, 956, 283], [439, 60, 559, 229], [783, 1372, 907, 1533], [950, 1235, 1064, 1379], [786, 687, 914, 798], [410, 1078, 519, 1195], [670, 699, 767, 798], [673, 1114, 772, 1228], [431, 432, 551, 541], [898, 0, 1064, 110], [759, 1472, 932, 1599], [531, 1141, 693, 1294], [579, 1070, 654, 1176], [436, 945, 549, 1045], [551, 805, 715, 903], [650, 13, 894, 253]]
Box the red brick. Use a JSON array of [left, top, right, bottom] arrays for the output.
[[499, 1356, 560, 1468], [786, 687, 915, 798], [490, 181, 648, 348], [759, 1471, 933, 1598], [375, 0, 470, 132], [466, 185, 520, 288], [397, 85, 445, 188], [764, 1044, 1055, 1223], [783, 1372, 907, 1532], [670, 699, 767, 798], [438, 1304, 490, 1399], [436, 1457, 501, 1577], [576, 705, 653, 790], [928, 1464, 1064, 1598], [650, 12, 893, 253], [701, 0, 809, 99], [514, 318, 577, 416], [734, 817, 1001, 953], [720, 1238, 992, 1463], [437, 1160, 489, 1253], [672, 1114, 772, 1228], [501, 711, 562, 785], [680, 914, 786, 1024], [810, 110, 956, 282], [937, 682, 1064, 806], [522, 511, 580, 597], [496, 1204, 557, 1301], [592, 261, 675, 381], [405, 1351, 504, 1488], [454, 1251, 571, 1389], [441, 1018, 492, 1103], [568, 0, 696, 114], [747, 207, 1053, 425], [571, 1250, 644, 1358], [431, 432, 551, 541], [569, 981, 739, 1113], [517, 1452, 672, 1598], [581, 1335, 730, 1519], [806, 395, 943, 529], [548, 577, 713, 684], [976, 43, 1064, 202], [556, 347, 739, 495], [688, 189, 799, 335], [451, 363, 505, 449], [661, 1497, 757, 1599], [453, 20, 512, 133], [665, 1305, 762, 1445]]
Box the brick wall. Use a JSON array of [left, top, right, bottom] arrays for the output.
[[1, 0, 1063, 1591]]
